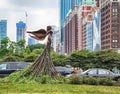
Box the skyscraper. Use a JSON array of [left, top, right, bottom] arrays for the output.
[[60, 0, 81, 53], [75, 0, 81, 5], [0, 20, 7, 47], [86, 22, 93, 51], [64, 6, 79, 54], [86, 9, 101, 51], [79, 0, 98, 51], [101, 0, 120, 50], [16, 21, 26, 42], [52, 29, 60, 53], [93, 9, 101, 51], [60, 0, 72, 53], [63, 0, 98, 54]]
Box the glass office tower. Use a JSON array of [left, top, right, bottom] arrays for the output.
[[86, 22, 93, 51], [16, 21, 26, 42], [93, 10, 101, 51], [86, 10, 101, 51], [0, 20, 7, 47]]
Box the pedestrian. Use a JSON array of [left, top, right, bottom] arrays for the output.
[[112, 67, 119, 74]]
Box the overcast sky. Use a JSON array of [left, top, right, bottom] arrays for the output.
[[0, 0, 59, 41]]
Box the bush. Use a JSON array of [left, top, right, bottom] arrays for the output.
[[97, 77, 115, 86], [24, 54, 38, 62], [70, 76, 83, 84], [69, 76, 118, 86], [2, 55, 20, 62], [84, 77, 99, 85]]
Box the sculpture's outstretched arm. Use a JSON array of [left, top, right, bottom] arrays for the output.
[[29, 34, 40, 40]]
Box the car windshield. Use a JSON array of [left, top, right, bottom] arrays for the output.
[[81, 69, 90, 74], [0, 64, 7, 70]]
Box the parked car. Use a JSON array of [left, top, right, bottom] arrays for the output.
[[77, 68, 120, 80], [55, 66, 73, 76], [0, 62, 31, 77]]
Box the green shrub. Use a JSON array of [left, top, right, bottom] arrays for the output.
[[69, 76, 118, 86], [70, 76, 83, 84], [86, 77, 99, 85], [97, 77, 115, 86], [114, 78, 120, 86]]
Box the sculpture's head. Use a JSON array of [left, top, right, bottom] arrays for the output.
[[47, 26, 53, 35]]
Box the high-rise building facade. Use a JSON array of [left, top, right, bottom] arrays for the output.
[[0, 20, 7, 47], [101, 0, 120, 50], [63, 0, 100, 54], [78, 0, 97, 50], [60, 0, 81, 53], [96, 0, 100, 7], [16, 21, 26, 42], [51, 26, 60, 53], [93, 9, 101, 51], [75, 0, 81, 5], [60, 0, 72, 53], [86, 8, 101, 51], [81, 0, 96, 5], [64, 6, 79, 54], [86, 22, 93, 51], [52, 29, 60, 53]]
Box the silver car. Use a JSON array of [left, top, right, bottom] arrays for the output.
[[77, 68, 120, 80]]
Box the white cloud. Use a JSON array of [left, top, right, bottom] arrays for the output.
[[0, 0, 59, 41]]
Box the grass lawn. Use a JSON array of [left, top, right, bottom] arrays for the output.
[[0, 83, 120, 94]]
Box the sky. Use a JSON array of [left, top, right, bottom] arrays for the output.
[[0, 0, 59, 41]]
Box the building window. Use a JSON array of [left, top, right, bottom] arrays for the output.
[[113, 44, 118, 48], [113, 9, 118, 12], [113, 40, 118, 42], [112, 30, 118, 33]]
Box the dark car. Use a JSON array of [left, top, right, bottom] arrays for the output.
[[77, 68, 120, 80], [0, 62, 31, 77], [55, 66, 73, 76]]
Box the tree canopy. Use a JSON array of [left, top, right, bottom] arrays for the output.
[[1, 37, 120, 70]]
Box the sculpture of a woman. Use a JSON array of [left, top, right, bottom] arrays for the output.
[[23, 26, 58, 78]]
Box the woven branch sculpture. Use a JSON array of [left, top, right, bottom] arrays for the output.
[[23, 26, 58, 78]]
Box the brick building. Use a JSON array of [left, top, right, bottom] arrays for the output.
[[101, 0, 120, 49]]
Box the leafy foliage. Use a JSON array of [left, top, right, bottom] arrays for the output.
[[28, 44, 45, 52], [3, 70, 67, 84], [2, 55, 20, 62], [1, 37, 10, 48], [69, 76, 117, 86], [52, 53, 69, 66], [1, 37, 120, 70]]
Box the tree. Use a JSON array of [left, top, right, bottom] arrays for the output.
[[8, 41, 17, 53], [95, 49, 120, 69], [0, 48, 9, 57], [17, 39, 26, 51], [1, 37, 10, 48], [28, 44, 45, 52], [52, 53, 68, 66], [69, 50, 95, 69]]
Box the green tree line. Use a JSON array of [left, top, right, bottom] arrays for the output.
[[0, 37, 120, 70]]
